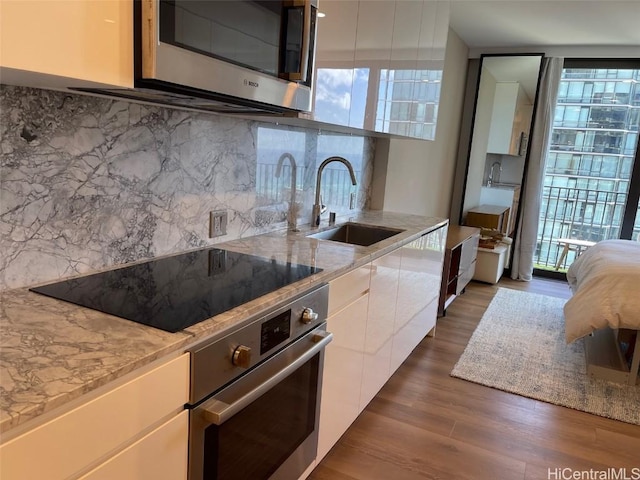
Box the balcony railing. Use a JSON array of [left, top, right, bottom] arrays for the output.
[[534, 184, 638, 271]]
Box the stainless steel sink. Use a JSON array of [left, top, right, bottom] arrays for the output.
[[306, 222, 405, 246]]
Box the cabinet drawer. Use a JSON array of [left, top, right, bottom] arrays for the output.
[[459, 234, 479, 273], [79, 411, 188, 480], [457, 260, 476, 295], [328, 264, 371, 315], [0, 354, 189, 480]]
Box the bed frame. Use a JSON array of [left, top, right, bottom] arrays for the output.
[[585, 328, 640, 386]]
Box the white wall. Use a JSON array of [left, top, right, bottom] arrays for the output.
[[371, 28, 469, 218]]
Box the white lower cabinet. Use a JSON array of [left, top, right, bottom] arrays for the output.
[[360, 250, 401, 410], [391, 228, 446, 374], [0, 354, 190, 480], [317, 265, 370, 462], [316, 225, 447, 465]]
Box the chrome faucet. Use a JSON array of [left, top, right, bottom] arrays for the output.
[[487, 161, 502, 187], [275, 152, 299, 231], [312, 156, 357, 226]]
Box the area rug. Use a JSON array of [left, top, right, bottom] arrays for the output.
[[451, 287, 640, 425]]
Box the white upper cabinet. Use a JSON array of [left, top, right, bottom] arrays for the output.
[[431, 1, 449, 63], [487, 82, 532, 156], [354, 0, 395, 64], [417, 0, 437, 64], [0, 1, 133, 89], [314, 0, 359, 127], [351, 0, 395, 130], [391, 1, 423, 64], [314, 0, 449, 140]]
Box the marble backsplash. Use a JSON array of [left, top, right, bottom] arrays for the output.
[[0, 85, 374, 291]]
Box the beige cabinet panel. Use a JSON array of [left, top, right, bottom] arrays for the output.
[[79, 411, 188, 480], [1, 0, 133, 88], [0, 354, 189, 480]]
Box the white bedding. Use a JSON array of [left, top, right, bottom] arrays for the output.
[[564, 239, 640, 343]]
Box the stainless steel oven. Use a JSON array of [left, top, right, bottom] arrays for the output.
[[187, 284, 330, 480], [138, 0, 317, 113]]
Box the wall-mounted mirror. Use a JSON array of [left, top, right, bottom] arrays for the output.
[[451, 53, 543, 281]]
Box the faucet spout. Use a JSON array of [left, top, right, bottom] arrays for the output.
[[488, 161, 502, 187], [313, 156, 358, 226], [275, 152, 298, 231]]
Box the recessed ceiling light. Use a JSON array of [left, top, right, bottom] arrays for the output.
[[317, 11, 326, 18]]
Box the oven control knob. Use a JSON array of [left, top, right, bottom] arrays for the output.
[[301, 307, 319, 324], [232, 345, 252, 369]]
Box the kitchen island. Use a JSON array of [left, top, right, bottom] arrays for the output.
[[0, 210, 447, 478]]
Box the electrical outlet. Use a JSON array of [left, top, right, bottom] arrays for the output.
[[209, 210, 228, 238]]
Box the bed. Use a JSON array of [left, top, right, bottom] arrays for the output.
[[564, 239, 640, 386]]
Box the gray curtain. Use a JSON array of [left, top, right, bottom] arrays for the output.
[[511, 57, 564, 281]]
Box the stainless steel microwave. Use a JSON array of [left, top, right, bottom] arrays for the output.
[[77, 0, 318, 115]]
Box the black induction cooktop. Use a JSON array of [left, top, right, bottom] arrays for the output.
[[30, 248, 322, 333]]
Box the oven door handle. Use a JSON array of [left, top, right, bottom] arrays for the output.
[[200, 330, 333, 426]]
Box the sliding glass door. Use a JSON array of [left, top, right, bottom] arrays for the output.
[[534, 59, 640, 274]]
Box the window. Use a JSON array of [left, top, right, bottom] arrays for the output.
[[535, 60, 640, 273]]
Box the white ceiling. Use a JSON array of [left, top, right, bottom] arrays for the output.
[[449, 0, 640, 50], [482, 55, 542, 100]]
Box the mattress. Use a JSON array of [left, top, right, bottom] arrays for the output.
[[564, 239, 640, 343]]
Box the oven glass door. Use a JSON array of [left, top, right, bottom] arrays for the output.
[[190, 326, 332, 480], [204, 354, 319, 479], [159, 0, 316, 84]]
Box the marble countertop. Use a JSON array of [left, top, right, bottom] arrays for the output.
[[0, 211, 447, 435]]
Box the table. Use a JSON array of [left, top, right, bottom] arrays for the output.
[[554, 238, 596, 270]]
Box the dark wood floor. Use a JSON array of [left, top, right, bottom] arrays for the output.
[[310, 277, 640, 480]]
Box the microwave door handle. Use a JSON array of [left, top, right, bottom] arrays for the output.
[[199, 331, 333, 426], [283, 0, 313, 82]]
